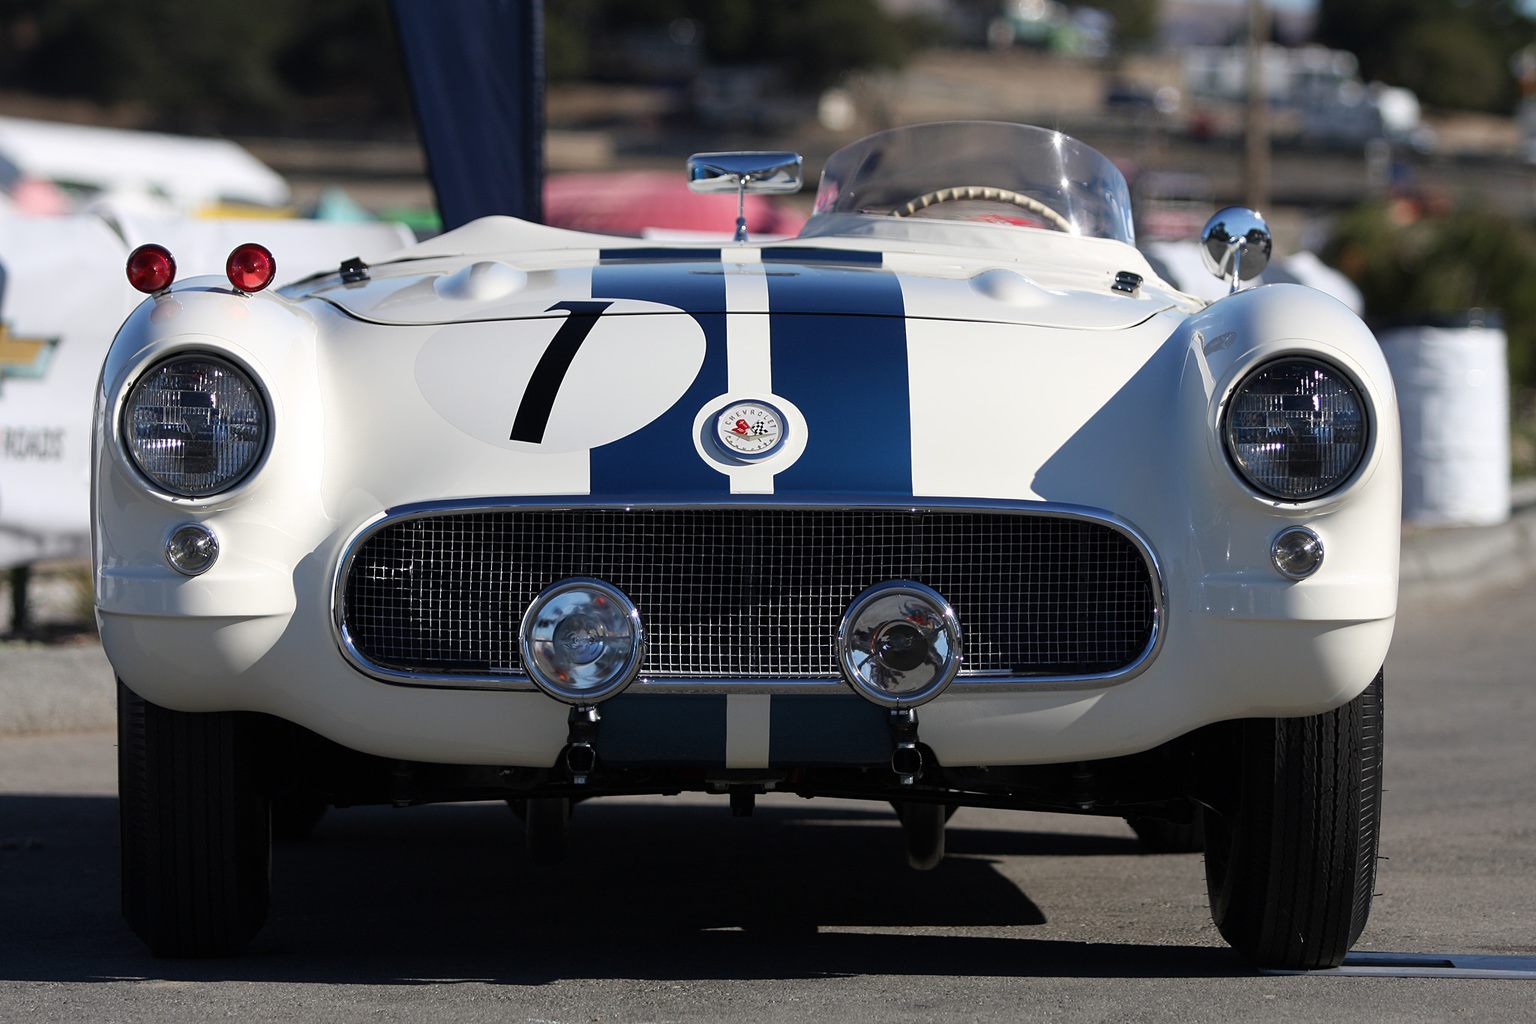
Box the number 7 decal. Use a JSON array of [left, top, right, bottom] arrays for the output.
[[510, 300, 613, 443]]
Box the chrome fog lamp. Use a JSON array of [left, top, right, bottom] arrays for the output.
[[519, 578, 644, 704], [165, 523, 219, 576], [837, 581, 962, 708], [1224, 358, 1367, 501], [1271, 526, 1324, 579], [121, 354, 268, 497]]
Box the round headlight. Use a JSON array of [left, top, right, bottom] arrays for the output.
[[121, 355, 268, 497], [1224, 358, 1367, 501], [520, 578, 644, 704], [837, 581, 962, 709]]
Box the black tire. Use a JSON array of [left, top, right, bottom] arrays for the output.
[[1202, 670, 1383, 970], [893, 801, 955, 870], [118, 681, 272, 957], [1127, 808, 1205, 853]]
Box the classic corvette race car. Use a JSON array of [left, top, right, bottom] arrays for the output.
[[95, 121, 1397, 966]]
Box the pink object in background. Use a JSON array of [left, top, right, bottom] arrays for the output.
[[544, 170, 806, 238], [10, 177, 70, 215]]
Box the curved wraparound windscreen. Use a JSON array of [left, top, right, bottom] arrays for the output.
[[809, 121, 1135, 244]]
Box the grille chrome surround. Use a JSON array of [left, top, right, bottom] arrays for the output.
[[333, 498, 1164, 693]]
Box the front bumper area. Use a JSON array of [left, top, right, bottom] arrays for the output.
[[98, 496, 1395, 771]]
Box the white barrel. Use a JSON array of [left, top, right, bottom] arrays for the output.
[[1377, 314, 1510, 527]]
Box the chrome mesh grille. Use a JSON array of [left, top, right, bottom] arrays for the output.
[[341, 508, 1156, 681]]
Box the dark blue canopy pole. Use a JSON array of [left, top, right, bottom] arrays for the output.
[[390, 0, 544, 229]]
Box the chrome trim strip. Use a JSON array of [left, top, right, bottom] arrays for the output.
[[330, 494, 1166, 696]]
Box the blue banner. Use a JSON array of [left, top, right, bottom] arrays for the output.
[[391, 0, 544, 229]]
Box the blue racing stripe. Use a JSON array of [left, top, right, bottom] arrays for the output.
[[588, 261, 730, 495], [596, 692, 890, 767], [599, 694, 727, 765], [600, 247, 722, 264], [590, 260, 730, 313], [769, 694, 891, 765], [585, 258, 911, 496], [765, 262, 900, 316], [767, 268, 912, 494], [761, 247, 883, 266]]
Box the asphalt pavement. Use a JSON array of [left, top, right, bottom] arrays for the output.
[[0, 642, 112, 737]]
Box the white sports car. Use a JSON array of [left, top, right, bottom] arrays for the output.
[[94, 121, 1398, 966]]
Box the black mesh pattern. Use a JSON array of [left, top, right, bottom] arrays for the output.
[[340, 508, 1157, 680]]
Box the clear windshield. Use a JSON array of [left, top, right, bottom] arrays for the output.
[[808, 121, 1135, 244]]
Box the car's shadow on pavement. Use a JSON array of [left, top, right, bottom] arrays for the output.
[[0, 794, 1248, 984]]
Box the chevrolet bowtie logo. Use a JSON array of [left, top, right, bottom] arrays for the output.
[[0, 321, 60, 395]]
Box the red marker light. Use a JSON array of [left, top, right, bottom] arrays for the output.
[[126, 244, 176, 293], [225, 243, 276, 293]]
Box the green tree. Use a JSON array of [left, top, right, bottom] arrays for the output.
[[19, 0, 301, 119], [1324, 202, 1536, 388], [546, 0, 928, 91], [0, 0, 410, 131], [1093, 0, 1159, 46], [275, 0, 410, 118], [1316, 0, 1536, 112]]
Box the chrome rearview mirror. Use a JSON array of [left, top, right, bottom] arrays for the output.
[[1200, 207, 1272, 293], [686, 150, 803, 243]]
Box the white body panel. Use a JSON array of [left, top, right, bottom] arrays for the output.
[[92, 207, 1399, 770]]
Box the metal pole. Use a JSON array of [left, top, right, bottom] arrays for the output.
[[8, 564, 29, 635], [1244, 0, 1271, 211]]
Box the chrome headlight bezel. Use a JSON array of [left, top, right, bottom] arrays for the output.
[[837, 580, 963, 709], [165, 522, 220, 576], [519, 577, 645, 705], [1221, 356, 1370, 502], [118, 351, 271, 499], [1271, 525, 1324, 579]]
